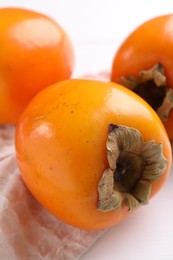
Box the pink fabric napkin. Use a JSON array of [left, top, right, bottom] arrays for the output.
[[0, 73, 109, 260], [0, 125, 105, 260]]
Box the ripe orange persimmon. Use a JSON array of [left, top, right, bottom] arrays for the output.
[[0, 7, 74, 124], [15, 79, 172, 230], [111, 15, 173, 140]]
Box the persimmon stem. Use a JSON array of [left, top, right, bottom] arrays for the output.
[[120, 63, 173, 122], [97, 124, 166, 212]]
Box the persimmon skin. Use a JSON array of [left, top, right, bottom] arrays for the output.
[[111, 15, 173, 140], [15, 79, 172, 230], [0, 8, 74, 124]]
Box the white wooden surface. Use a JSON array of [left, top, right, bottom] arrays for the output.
[[0, 1, 173, 259]]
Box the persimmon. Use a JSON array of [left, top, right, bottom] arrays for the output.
[[111, 15, 173, 140], [15, 79, 172, 230], [0, 7, 74, 124]]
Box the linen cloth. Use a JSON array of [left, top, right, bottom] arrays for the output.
[[0, 73, 108, 260]]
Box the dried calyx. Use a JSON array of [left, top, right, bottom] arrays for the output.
[[97, 124, 167, 212], [121, 64, 173, 121]]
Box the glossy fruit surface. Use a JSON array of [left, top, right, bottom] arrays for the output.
[[111, 15, 173, 140], [0, 7, 74, 124], [15, 79, 172, 229]]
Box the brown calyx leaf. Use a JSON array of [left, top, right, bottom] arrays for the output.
[[97, 124, 167, 212]]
